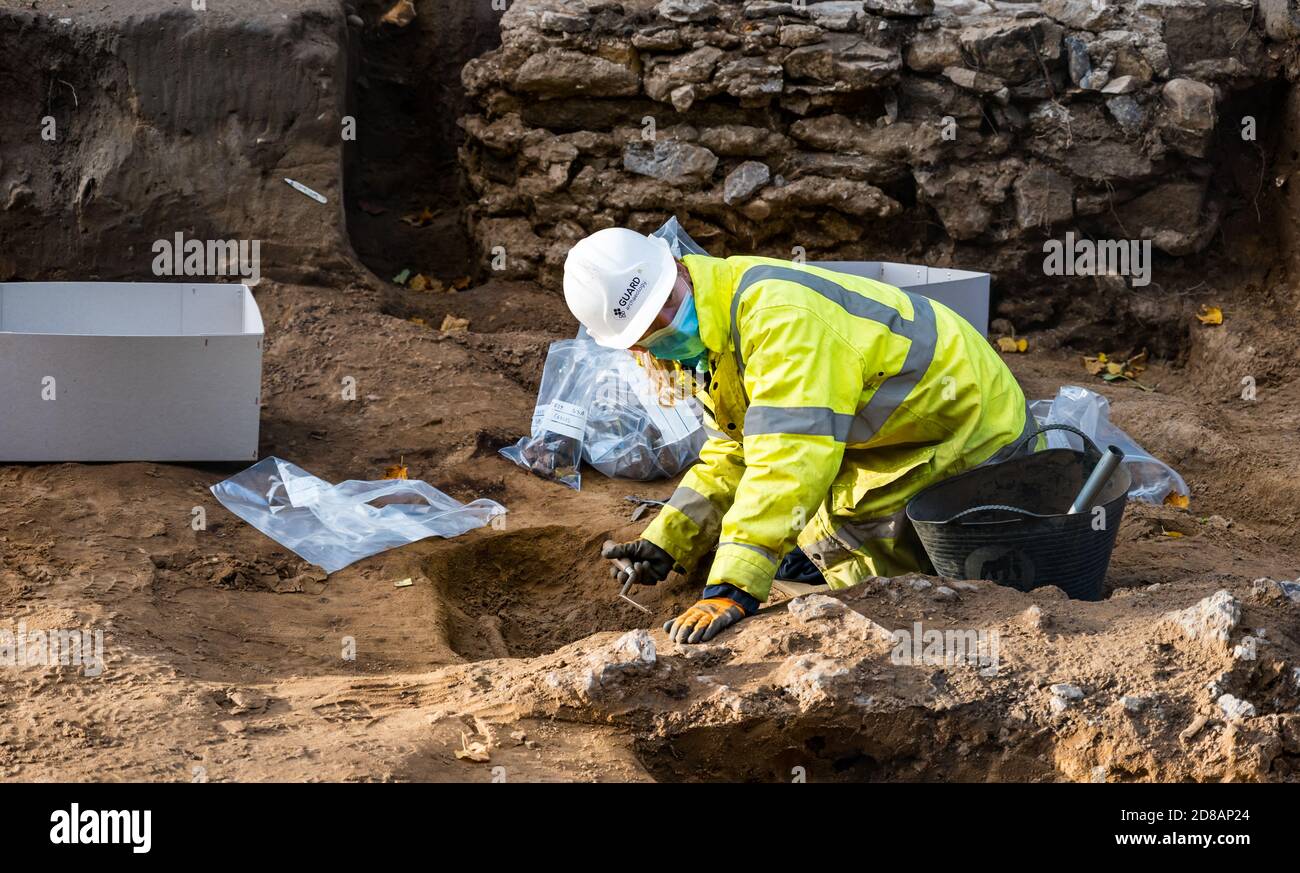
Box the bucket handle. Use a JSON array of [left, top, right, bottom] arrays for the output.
[[1008, 422, 1103, 463], [943, 503, 1055, 524], [935, 425, 1106, 525]]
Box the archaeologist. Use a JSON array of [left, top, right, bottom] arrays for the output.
[[564, 227, 1033, 644]]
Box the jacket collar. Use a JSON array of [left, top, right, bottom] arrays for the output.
[[681, 255, 733, 356]]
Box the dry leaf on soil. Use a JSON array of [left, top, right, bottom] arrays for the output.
[[1196, 305, 1223, 326], [401, 207, 435, 227], [455, 732, 491, 763], [380, 0, 417, 28], [440, 314, 470, 333]]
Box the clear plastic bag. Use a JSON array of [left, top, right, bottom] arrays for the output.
[[500, 339, 594, 489], [650, 215, 709, 257], [585, 348, 705, 480], [1030, 385, 1190, 505], [502, 339, 705, 487], [210, 457, 506, 574]]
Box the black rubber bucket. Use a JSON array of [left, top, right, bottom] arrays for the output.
[[906, 424, 1130, 601]]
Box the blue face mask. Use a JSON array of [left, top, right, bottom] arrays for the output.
[[641, 292, 707, 368]]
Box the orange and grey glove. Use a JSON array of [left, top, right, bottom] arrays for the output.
[[603, 539, 678, 587], [663, 583, 760, 644]]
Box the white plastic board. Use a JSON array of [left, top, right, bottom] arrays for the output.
[[812, 261, 991, 336], [0, 282, 264, 462]]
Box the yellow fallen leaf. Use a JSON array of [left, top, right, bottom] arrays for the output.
[[996, 337, 1017, 352], [1083, 356, 1106, 375], [1106, 361, 1124, 376], [383, 463, 408, 480], [1016, 338, 1028, 352], [380, 0, 417, 28], [1164, 492, 1190, 509], [451, 276, 471, 290], [1162, 530, 1184, 538], [409, 273, 431, 292], [1196, 305, 1223, 325], [440, 314, 470, 333], [401, 207, 434, 227], [408, 316, 425, 326], [1097, 352, 1109, 363]]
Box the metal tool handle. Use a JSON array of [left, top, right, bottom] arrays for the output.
[[603, 539, 636, 586], [603, 539, 652, 615], [1068, 445, 1125, 514]]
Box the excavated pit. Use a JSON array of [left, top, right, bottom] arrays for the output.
[[342, 0, 500, 283], [422, 525, 686, 660], [634, 705, 1058, 783]]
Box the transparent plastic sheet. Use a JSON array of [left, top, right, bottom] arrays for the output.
[[500, 339, 594, 489], [585, 348, 705, 480], [210, 457, 506, 574], [1029, 385, 1190, 505]]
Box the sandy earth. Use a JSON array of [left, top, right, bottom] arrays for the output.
[[1, 268, 1298, 782]]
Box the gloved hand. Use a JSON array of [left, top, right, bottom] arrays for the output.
[[663, 583, 758, 644], [602, 539, 677, 587]]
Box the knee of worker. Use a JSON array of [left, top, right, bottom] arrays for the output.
[[800, 524, 934, 590]]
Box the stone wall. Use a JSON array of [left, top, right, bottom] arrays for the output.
[[459, 0, 1291, 320]]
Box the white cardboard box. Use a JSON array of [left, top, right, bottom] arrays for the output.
[[0, 282, 264, 462], [813, 261, 991, 336]]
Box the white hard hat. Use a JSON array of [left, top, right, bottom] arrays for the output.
[[563, 227, 677, 349]]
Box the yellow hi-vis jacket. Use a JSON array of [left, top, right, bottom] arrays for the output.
[[640, 255, 1032, 603]]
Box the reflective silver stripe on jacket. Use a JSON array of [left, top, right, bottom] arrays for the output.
[[718, 540, 778, 564], [667, 485, 719, 533], [730, 265, 938, 445], [744, 405, 853, 441]]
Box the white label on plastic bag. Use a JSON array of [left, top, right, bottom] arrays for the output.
[[539, 400, 588, 440], [642, 396, 700, 444]]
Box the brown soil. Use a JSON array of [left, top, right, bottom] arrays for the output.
[[2, 272, 1299, 782]]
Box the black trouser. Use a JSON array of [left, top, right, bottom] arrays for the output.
[[775, 546, 827, 584]]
